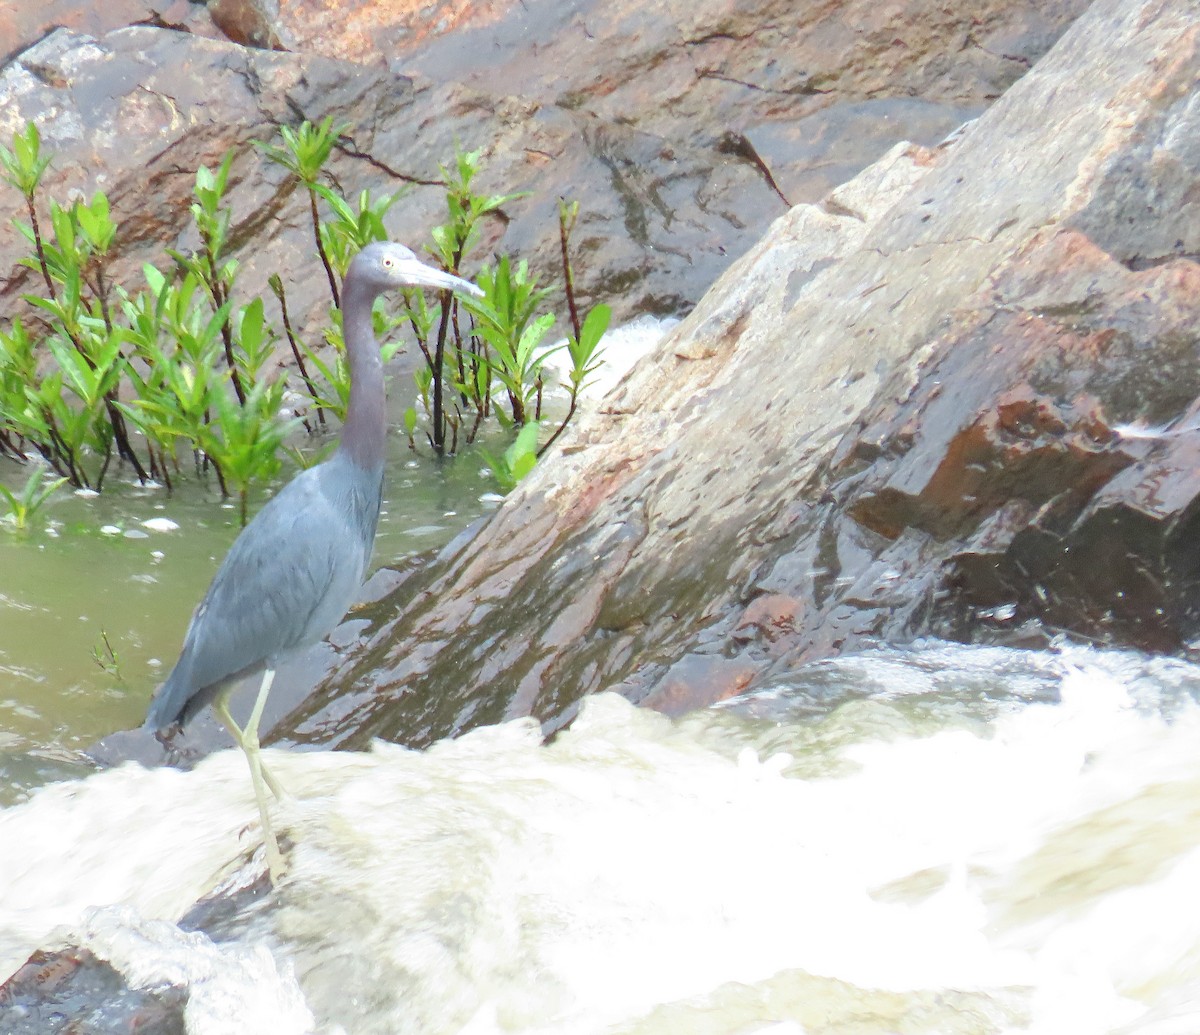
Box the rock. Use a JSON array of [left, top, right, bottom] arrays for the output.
[[640, 653, 760, 717], [0, 0, 1086, 348], [273, 0, 1200, 747], [0, 0, 219, 65], [233, 0, 492, 64], [207, 0, 282, 49], [0, 26, 535, 350], [0, 948, 185, 1034]]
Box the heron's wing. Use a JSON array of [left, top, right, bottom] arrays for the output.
[[147, 465, 374, 729]]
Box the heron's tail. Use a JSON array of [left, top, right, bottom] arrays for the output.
[[143, 660, 193, 735]]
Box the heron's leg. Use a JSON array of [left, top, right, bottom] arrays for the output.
[[243, 668, 285, 882], [242, 667, 287, 802], [216, 673, 286, 882], [213, 693, 285, 801]]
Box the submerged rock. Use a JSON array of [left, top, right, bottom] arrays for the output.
[[0, 947, 185, 1034]]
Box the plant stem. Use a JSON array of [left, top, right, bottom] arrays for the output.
[[538, 387, 578, 457], [468, 399, 485, 444], [274, 278, 325, 427], [405, 301, 433, 369], [105, 397, 148, 482], [559, 205, 582, 341], [202, 239, 247, 406], [157, 447, 173, 494], [309, 187, 340, 308], [44, 416, 84, 488], [25, 196, 55, 300], [209, 453, 229, 498], [95, 438, 112, 492], [90, 261, 150, 483], [539, 204, 585, 457]]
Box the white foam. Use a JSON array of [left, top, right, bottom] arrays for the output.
[[537, 314, 680, 403], [1, 644, 1199, 1033]]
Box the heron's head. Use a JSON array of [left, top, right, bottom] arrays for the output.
[[350, 241, 483, 298]]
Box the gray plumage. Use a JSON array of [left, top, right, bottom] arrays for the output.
[[145, 242, 482, 736], [145, 453, 383, 730]]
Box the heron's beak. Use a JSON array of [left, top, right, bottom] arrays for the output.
[[398, 255, 484, 298]]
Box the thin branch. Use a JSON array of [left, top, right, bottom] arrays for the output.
[[273, 277, 325, 427], [308, 186, 340, 308]]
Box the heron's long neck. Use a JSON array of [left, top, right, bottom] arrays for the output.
[[337, 275, 386, 472]]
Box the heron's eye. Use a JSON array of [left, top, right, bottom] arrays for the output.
[[382, 257, 393, 268]]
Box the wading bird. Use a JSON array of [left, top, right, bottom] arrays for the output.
[[145, 242, 482, 881]]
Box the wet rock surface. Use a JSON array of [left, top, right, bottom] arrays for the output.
[[6, 1, 1189, 1027], [274, 0, 1200, 747], [0, 0, 218, 66], [0, 948, 185, 1034], [0, 0, 1085, 341]]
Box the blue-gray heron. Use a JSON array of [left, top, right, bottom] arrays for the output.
[[145, 242, 482, 881]]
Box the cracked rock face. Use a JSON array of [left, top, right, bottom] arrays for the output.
[[0, 0, 1086, 340], [273, 0, 1200, 746]]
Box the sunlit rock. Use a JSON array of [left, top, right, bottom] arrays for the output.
[[282, 0, 1200, 748]]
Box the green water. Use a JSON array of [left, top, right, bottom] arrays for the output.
[[0, 436, 500, 758]]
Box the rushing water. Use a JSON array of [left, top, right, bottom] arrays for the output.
[[2, 641, 1199, 1033], [2, 318, 1193, 1031]]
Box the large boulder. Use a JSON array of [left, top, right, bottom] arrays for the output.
[[273, 0, 1200, 748]]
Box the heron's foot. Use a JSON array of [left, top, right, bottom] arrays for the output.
[[259, 815, 287, 884], [259, 759, 288, 802], [216, 671, 289, 883], [152, 722, 181, 748]]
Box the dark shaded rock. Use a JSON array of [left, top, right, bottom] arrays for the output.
[[839, 229, 1200, 653], [272, 0, 1200, 747], [0, 948, 184, 1035], [640, 653, 760, 717]]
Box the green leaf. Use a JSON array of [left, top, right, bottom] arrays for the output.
[[313, 182, 356, 225], [578, 303, 611, 353]]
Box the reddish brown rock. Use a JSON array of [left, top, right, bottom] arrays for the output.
[[207, 0, 281, 48], [640, 654, 759, 718], [735, 594, 805, 642], [267, 0, 492, 64], [0, 0, 219, 63]]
